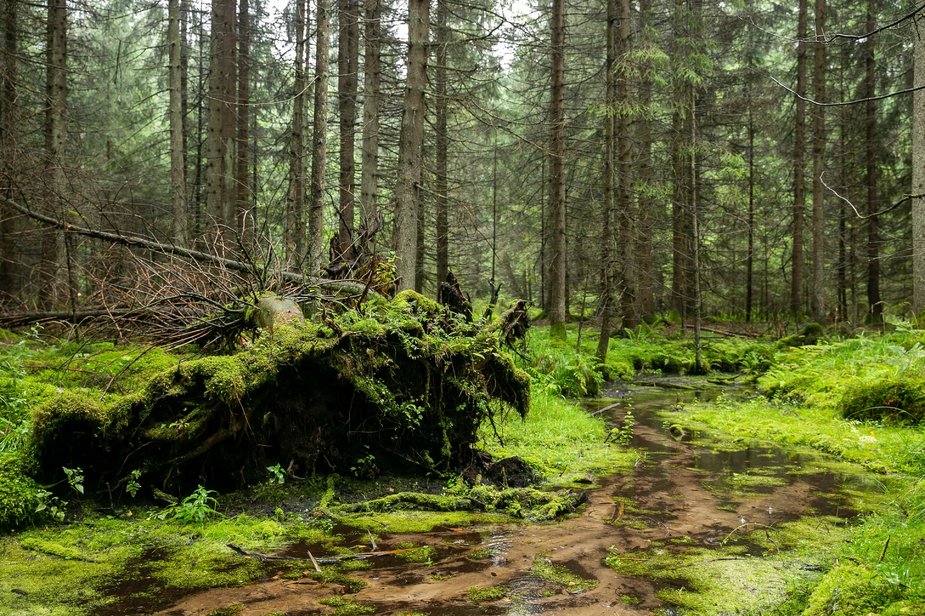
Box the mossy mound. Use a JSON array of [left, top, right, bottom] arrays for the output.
[[29, 291, 530, 493], [0, 453, 51, 531], [802, 562, 904, 615], [839, 376, 925, 424]]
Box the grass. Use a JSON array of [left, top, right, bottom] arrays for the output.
[[669, 330, 925, 614]]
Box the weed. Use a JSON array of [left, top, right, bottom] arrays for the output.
[[167, 486, 220, 524]]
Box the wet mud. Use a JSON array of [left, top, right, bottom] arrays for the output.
[[115, 383, 874, 615]]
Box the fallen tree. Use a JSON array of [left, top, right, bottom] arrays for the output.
[[28, 291, 530, 494]]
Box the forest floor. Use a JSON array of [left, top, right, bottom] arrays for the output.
[[1, 320, 924, 615]]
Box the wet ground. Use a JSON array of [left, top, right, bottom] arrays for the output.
[[126, 383, 875, 615]]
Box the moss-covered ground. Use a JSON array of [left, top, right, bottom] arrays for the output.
[[6, 313, 925, 614], [662, 332, 925, 615]]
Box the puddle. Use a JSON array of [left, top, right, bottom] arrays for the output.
[[102, 383, 884, 615]]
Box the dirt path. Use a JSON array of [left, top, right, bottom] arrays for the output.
[[154, 387, 856, 615]]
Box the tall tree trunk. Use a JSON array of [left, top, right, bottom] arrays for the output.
[[204, 0, 236, 249], [746, 102, 755, 322], [0, 0, 22, 299], [914, 12, 925, 312], [40, 0, 67, 309], [434, 0, 449, 288], [392, 0, 430, 290], [616, 0, 636, 329], [547, 0, 567, 334], [286, 0, 307, 263], [337, 0, 359, 257], [308, 0, 330, 273], [792, 0, 808, 315], [810, 0, 826, 321], [168, 0, 188, 246], [635, 0, 655, 319], [192, 8, 206, 241], [235, 0, 252, 245], [596, 0, 617, 362], [864, 0, 881, 325], [358, 0, 379, 254]]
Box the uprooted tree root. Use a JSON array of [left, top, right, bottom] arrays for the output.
[[29, 291, 530, 494]]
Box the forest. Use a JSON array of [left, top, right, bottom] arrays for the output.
[[1, 0, 925, 614]]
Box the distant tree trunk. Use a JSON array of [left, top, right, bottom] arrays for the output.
[[204, 0, 237, 249], [235, 0, 252, 245], [358, 0, 380, 253], [616, 0, 637, 329], [308, 0, 330, 274], [547, 0, 567, 334], [337, 0, 359, 258], [392, 0, 430, 290], [864, 0, 881, 325], [192, 9, 206, 241], [40, 0, 67, 309], [0, 0, 22, 299], [914, 13, 925, 313], [810, 0, 826, 321], [286, 0, 307, 263], [434, 0, 449, 289], [670, 0, 693, 321], [168, 0, 188, 247], [596, 0, 616, 362], [746, 103, 755, 322], [635, 0, 655, 319], [792, 0, 808, 316]]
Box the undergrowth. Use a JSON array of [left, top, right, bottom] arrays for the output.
[[678, 329, 925, 614]]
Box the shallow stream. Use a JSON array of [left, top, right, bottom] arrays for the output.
[[131, 383, 880, 615]]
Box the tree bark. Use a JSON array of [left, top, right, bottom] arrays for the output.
[[547, 0, 567, 334], [358, 0, 380, 254], [810, 0, 826, 321], [169, 0, 188, 247], [286, 0, 308, 263], [204, 0, 237, 249], [235, 0, 252, 245], [792, 0, 808, 316], [596, 0, 617, 362], [635, 0, 655, 319], [308, 0, 330, 274], [392, 0, 430, 290], [434, 0, 449, 289], [616, 0, 636, 329], [914, 14, 925, 313], [865, 0, 881, 325], [0, 0, 22, 299], [40, 0, 67, 309], [337, 0, 359, 258]]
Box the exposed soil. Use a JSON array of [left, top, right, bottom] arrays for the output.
[[132, 384, 868, 615]]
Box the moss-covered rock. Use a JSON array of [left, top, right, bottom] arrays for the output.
[[839, 376, 925, 424], [28, 293, 530, 492], [0, 453, 49, 531]]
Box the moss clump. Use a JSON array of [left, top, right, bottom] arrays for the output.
[[531, 557, 597, 591], [840, 376, 925, 423], [802, 562, 903, 615], [319, 596, 376, 615], [27, 292, 530, 492], [466, 584, 507, 601], [0, 453, 52, 531]]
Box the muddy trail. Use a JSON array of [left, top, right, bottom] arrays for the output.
[[140, 384, 872, 615]]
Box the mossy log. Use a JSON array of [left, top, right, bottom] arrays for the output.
[[30, 291, 530, 492]]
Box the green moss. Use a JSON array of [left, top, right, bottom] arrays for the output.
[[0, 453, 52, 531], [394, 542, 436, 564], [802, 563, 903, 615], [466, 584, 507, 601], [531, 556, 597, 591], [319, 596, 376, 615], [485, 389, 637, 482], [206, 605, 243, 616]]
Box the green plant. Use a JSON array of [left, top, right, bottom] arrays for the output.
[[170, 485, 220, 524], [125, 469, 142, 498], [266, 463, 285, 485], [62, 466, 84, 495]]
